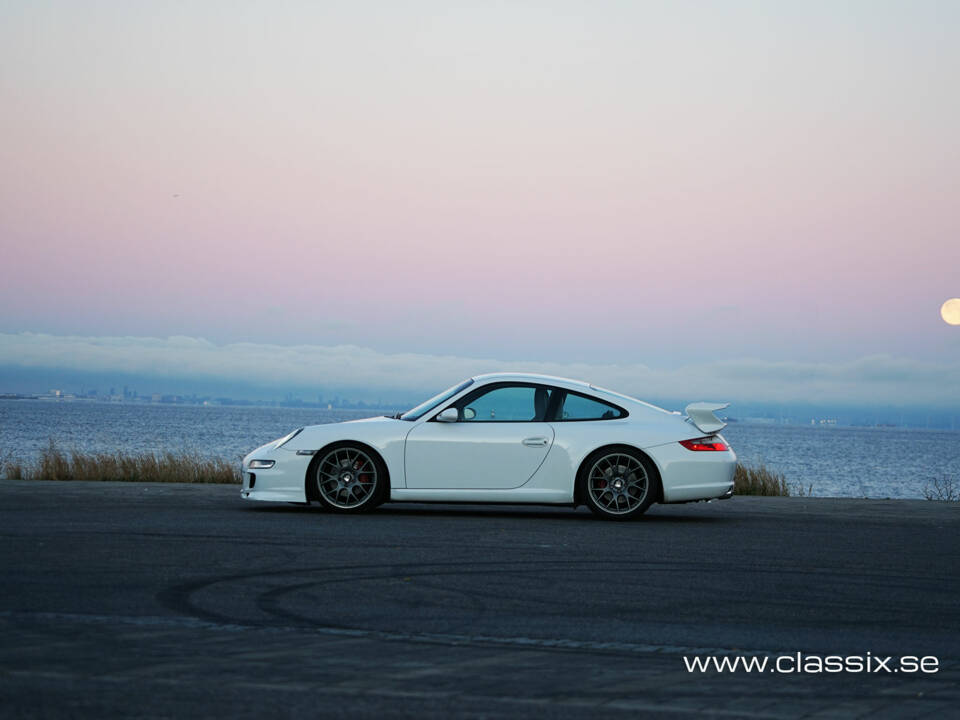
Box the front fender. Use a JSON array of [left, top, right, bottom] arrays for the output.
[[281, 417, 408, 490]]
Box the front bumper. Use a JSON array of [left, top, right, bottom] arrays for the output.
[[240, 445, 312, 503]]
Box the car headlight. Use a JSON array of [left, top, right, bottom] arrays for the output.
[[274, 428, 303, 448], [248, 459, 276, 469]]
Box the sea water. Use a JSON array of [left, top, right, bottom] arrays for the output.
[[1, 400, 957, 499]]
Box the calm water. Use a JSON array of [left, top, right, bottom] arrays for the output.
[[1, 399, 957, 499]]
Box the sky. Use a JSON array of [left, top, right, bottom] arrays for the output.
[[1, 1, 958, 407]]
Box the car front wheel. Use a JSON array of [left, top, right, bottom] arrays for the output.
[[312, 442, 385, 513]]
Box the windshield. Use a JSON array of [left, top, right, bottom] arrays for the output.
[[399, 378, 474, 421]]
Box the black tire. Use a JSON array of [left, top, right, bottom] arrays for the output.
[[309, 442, 387, 514], [579, 445, 658, 520]]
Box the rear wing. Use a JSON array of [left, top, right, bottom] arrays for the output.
[[684, 402, 729, 434]]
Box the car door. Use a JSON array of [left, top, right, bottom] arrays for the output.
[[404, 383, 556, 489]]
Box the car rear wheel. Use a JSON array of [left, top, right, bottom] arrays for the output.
[[581, 447, 657, 520], [312, 442, 385, 513]]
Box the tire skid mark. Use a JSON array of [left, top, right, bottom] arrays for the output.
[[241, 566, 908, 625], [255, 572, 489, 635], [154, 557, 960, 659]]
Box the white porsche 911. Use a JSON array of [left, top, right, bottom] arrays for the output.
[[241, 373, 736, 520]]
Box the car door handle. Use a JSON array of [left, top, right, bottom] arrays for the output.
[[522, 437, 549, 447]]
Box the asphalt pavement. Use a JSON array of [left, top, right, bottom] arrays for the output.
[[1, 479, 958, 718]]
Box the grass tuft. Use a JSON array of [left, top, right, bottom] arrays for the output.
[[734, 463, 792, 496], [922, 475, 959, 502], [0, 449, 25, 480], [3, 441, 239, 484]]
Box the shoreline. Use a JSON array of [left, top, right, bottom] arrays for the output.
[[2, 478, 956, 504], [2, 442, 956, 501]]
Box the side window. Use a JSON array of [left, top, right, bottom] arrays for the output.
[[557, 392, 625, 421], [457, 385, 552, 422]]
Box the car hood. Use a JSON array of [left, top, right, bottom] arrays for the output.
[[277, 415, 406, 453], [338, 415, 399, 425]]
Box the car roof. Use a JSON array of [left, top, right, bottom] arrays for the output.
[[470, 372, 593, 389]]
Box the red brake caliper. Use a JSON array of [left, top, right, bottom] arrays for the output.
[[355, 459, 371, 484]]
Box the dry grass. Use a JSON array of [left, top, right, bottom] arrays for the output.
[[1, 448, 819, 497], [2, 442, 239, 484], [734, 463, 793, 496], [922, 476, 959, 502], [0, 449, 25, 480]]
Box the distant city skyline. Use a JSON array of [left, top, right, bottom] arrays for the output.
[[1, 331, 958, 407], [1, 2, 957, 409], [1, 385, 402, 411]]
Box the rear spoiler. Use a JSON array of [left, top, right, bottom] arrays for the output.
[[684, 402, 729, 434]]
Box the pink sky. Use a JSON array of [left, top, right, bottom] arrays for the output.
[[1, 1, 958, 369]]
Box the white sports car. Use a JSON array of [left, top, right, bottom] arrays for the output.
[[241, 373, 736, 520], [241, 373, 737, 519]]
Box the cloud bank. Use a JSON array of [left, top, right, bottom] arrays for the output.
[[0, 332, 956, 407]]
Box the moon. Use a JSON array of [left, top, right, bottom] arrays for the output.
[[941, 298, 960, 325]]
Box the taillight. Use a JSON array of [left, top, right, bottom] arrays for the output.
[[679, 436, 728, 451]]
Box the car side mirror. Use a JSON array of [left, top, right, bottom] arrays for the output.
[[463, 407, 476, 420], [435, 408, 459, 423]]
